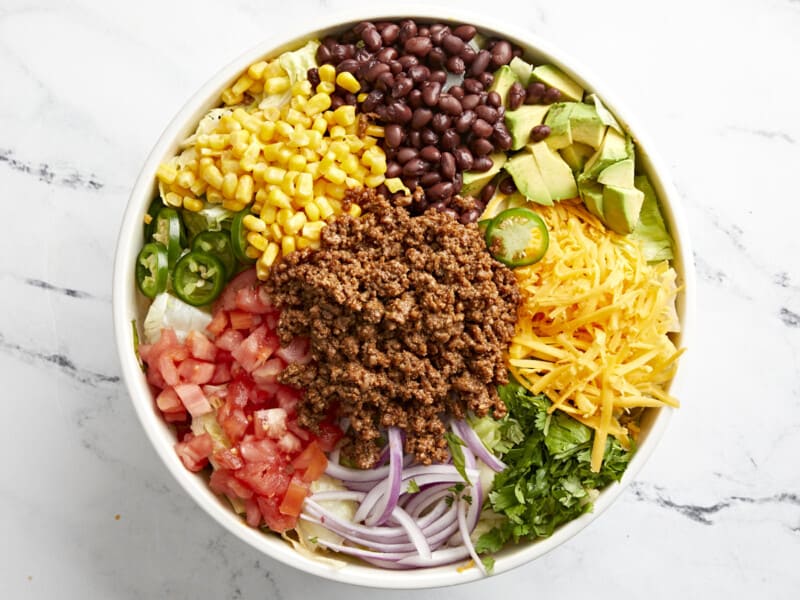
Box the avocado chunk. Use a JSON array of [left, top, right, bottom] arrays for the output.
[[489, 65, 519, 108], [631, 175, 674, 262], [528, 141, 578, 201], [531, 64, 583, 102], [505, 105, 550, 150], [504, 152, 553, 206], [567, 103, 606, 148], [461, 152, 507, 197], [602, 184, 645, 234], [479, 188, 526, 221], [585, 93, 623, 134], [509, 56, 533, 85], [543, 103, 573, 150], [581, 127, 630, 180], [579, 179, 605, 219], [560, 142, 594, 172], [597, 158, 635, 188]]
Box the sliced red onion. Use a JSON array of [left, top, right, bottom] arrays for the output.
[[458, 495, 486, 575], [454, 419, 507, 472], [402, 483, 453, 517], [369, 427, 403, 526]]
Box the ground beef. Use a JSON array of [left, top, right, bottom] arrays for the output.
[[265, 189, 520, 468]]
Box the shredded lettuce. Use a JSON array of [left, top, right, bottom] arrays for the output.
[[143, 292, 212, 343], [260, 40, 320, 110], [181, 202, 235, 241], [631, 174, 674, 263]]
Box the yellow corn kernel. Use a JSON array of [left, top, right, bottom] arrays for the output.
[[220, 113, 242, 132], [232, 108, 250, 124], [323, 110, 337, 126], [364, 173, 385, 188], [190, 179, 208, 197], [268, 187, 292, 209], [318, 64, 336, 83], [222, 172, 239, 199], [220, 156, 241, 175], [259, 242, 280, 268], [348, 203, 362, 218], [241, 115, 262, 134], [333, 105, 356, 127], [269, 222, 283, 241], [260, 204, 277, 224], [264, 77, 290, 94], [173, 169, 193, 190], [325, 182, 346, 200], [335, 71, 360, 94], [251, 201, 263, 215], [295, 172, 314, 201], [285, 211, 307, 235], [315, 196, 335, 219], [208, 133, 229, 150], [259, 121, 276, 143], [365, 125, 384, 137], [316, 81, 335, 95], [323, 166, 347, 185], [329, 125, 346, 139], [345, 176, 360, 189], [240, 141, 262, 171], [302, 221, 325, 241], [235, 174, 255, 204], [156, 163, 178, 185], [281, 235, 296, 256], [263, 105, 281, 121], [306, 130, 324, 151], [285, 108, 308, 127], [340, 154, 361, 176], [262, 142, 283, 162], [164, 192, 183, 207], [357, 92, 368, 103], [207, 189, 224, 204], [248, 80, 264, 94], [296, 236, 316, 250], [275, 121, 294, 139], [232, 75, 254, 96], [344, 135, 364, 152], [243, 214, 266, 233], [305, 93, 332, 116], [304, 201, 321, 221], [252, 162, 268, 183], [246, 247, 262, 261], [247, 60, 269, 80], [287, 154, 307, 173], [327, 140, 348, 161], [264, 166, 287, 185], [183, 196, 204, 212], [222, 89, 244, 105], [280, 171, 298, 195], [222, 199, 247, 212], [246, 231, 268, 252], [292, 80, 313, 97], [276, 208, 293, 228], [291, 95, 308, 113], [289, 129, 310, 148], [276, 146, 293, 166], [311, 116, 328, 135], [304, 161, 321, 179], [362, 135, 378, 148]]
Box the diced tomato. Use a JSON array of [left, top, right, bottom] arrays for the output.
[[315, 421, 344, 452], [292, 441, 328, 482], [236, 461, 291, 497], [256, 495, 297, 532], [212, 447, 244, 470], [206, 310, 229, 337], [216, 268, 258, 312], [175, 432, 213, 472], [235, 286, 276, 314], [252, 357, 286, 387], [215, 329, 245, 352], [287, 421, 311, 442], [276, 385, 302, 415], [265, 313, 280, 330], [253, 408, 288, 440], [279, 476, 310, 517], [156, 387, 182, 413], [231, 326, 279, 373], [210, 469, 253, 499], [210, 362, 232, 384], [218, 401, 249, 443], [229, 310, 262, 330], [163, 411, 188, 423], [187, 330, 217, 361], [149, 328, 181, 360], [239, 435, 280, 463], [277, 432, 302, 455], [158, 346, 190, 386], [227, 378, 251, 407], [276, 336, 311, 365], [174, 383, 212, 417], [177, 358, 216, 385], [245, 497, 262, 527]]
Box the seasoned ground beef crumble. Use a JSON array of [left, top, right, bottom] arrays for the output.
[[265, 190, 520, 468]]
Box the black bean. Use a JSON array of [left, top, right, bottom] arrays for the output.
[[396, 147, 417, 164], [403, 176, 420, 191], [454, 146, 474, 170], [429, 201, 447, 212], [385, 124, 404, 148], [442, 34, 465, 55], [353, 21, 372, 34], [407, 130, 422, 148], [472, 156, 494, 172], [499, 177, 517, 194], [428, 47, 447, 68], [464, 78, 484, 94], [438, 95, 463, 116], [389, 60, 403, 75], [543, 87, 562, 104], [330, 96, 344, 109], [422, 81, 442, 106], [530, 124, 551, 142], [411, 107, 433, 130], [480, 182, 497, 203], [470, 50, 491, 75], [431, 24, 450, 45], [478, 71, 494, 87], [407, 89, 423, 108], [355, 48, 371, 63], [420, 145, 441, 162], [331, 44, 348, 62], [420, 128, 438, 146], [307, 68, 320, 88], [385, 161, 402, 178], [471, 138, 494, 156], [337, 59, 359, 74], [459, 94, 479, 111], [453, 24, 477, 42], [475, 104, 498, 123], [449, 85, 464, 99], [440, 129, 459, 150], [407, 64, 430, 83], [365, 62, 390, 83], [376, 47, 398, 63], [362, 89, 384, 112], [418, 26, 430, 37], [403, 158, 427, 177], [492, 123, 513, 150], [404, 36, 433, 57], [375, 71, 395, 92], [399, 19, 417, 43], [316, 44, 332, 64], [459, 45, 476, 65], [508, 82, 526, 110], [381, 23, 400, 45], [460, 208, 481, 224], [443, 208, 459, 220], [490, 41, 513, 67], [323, 36, 337, 50], [486, 92, 502, 108], [362, 27, 383, 52], [447, 56, 466, 74], [525, 82, 546, 104], [428, 182, 455, 202], [440, 152, 456, 179], [386, 101, 412, 124], [429, 70, 448, 84], [421, 171, 442, 186], [455, 110, 477, 134], [343, 92, 357, 106], [398, 55, 419, 69], [471, 118, 494, 138], [431, 112, 451, 132], [392, 77, 414, 98]]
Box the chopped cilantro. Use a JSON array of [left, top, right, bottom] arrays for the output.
[[407, 479, 420, 493]]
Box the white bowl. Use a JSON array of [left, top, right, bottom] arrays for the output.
[[113, 6, 695, 589]]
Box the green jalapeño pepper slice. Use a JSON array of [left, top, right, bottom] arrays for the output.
[[191, 231, 236, 279], [151, 207, 186, 268], [230, 210, 256, 264], [485, 207, 549, 267], [172, 251, 226, 306], [135, 242, 169, 299], [143, 198, 164, 242]]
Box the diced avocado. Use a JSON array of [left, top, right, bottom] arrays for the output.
[[579, 179, 605, 219], [489, 66, 519, 108], [543, 103, 573, 150], [585, 93, 623, 134], [560, 142, 594, 172], [528, 141, 578, 201], [505, 105, 550, 150], [531, 64, 584, 102], [602, 184, 645, 234], [631, 175, 674, 262], [504, 152, 553, 206], [582, 127, 630, 179], [461, 152, 507, 197], [480, 189, 527, 221], [509, 56, 533, 85], [567, 103, 606, 148], [597, 158, 635, 188]]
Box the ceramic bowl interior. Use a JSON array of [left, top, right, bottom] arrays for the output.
[[113, 7, 695, 589]]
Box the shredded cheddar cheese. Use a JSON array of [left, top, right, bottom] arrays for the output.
[[509, 199, 682, 472]]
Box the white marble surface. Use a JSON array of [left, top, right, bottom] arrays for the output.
[[2, 0, 799, 597]]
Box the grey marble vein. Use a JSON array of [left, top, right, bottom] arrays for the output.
[[779, 307, 800, 328], [23, 277, 106, 301], [0, 148, 104, 190]]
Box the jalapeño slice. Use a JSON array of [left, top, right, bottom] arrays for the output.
[[143, 197, 164, 241], [231, 210, 256, 264], [484, 207, 549, 267], [151, 207, 186, 268], [191, 230, 236, 279], [135, 242, 169, 299], [172, 251, 226, 306]]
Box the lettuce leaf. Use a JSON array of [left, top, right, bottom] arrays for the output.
[[631, 174, 674, 263], [259, 40, 320, 110]]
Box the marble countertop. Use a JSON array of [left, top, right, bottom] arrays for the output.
[[2, 0, 799, 597]]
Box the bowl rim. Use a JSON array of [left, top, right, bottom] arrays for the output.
[[113, 4, 696, 589]]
